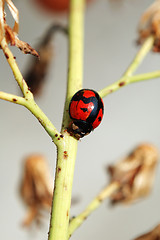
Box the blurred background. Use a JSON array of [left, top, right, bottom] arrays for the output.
[[1, 0, 160, 239]]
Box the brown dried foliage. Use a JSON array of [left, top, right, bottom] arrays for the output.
[[134, 224, 160, 240], [138, 0, 160, 52], [20, 154, 53, 226], [0, 0, 39, 57], [108, 144, 159, 204]]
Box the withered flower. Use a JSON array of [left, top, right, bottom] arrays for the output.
[[138, 0, 160, 52], [0, 0, 39, 57], [134, 224, 160, 240], [20, 154, 53, 226], [107, 144, 159, 204]]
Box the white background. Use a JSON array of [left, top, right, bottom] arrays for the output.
[[1, 0, 160, 239]]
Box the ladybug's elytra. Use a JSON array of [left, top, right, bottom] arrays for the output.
[[69, 89, 104, 139]]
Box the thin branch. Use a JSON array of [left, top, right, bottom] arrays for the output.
[[0, 89, 62, 145], [68, 182, 120, 238], [128, 71, 160, 83], [0, 91, 26, 105], [1, 38, 33, 99], [24, 100, 62, 146], [0, 38, 62, 146], [99, 36, 155, 98], [123, 36, 154, 77], [98, 71, 160, 97]]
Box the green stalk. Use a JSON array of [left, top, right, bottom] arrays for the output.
[[128, 71, 160, 83], [48, 0, 85, 240], [0, 40, 61, 145], [0, 91, 27, 104], [98, 70, 160, 98], [99, 36, 155, 98], [1, 38, 33, 99], [123, 36, 154, 77], [68, 182, 120, 238]]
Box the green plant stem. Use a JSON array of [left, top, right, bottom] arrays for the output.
[[24, 100, 62, 146], [99, 36, 155, 98], [0, 89, 62, 145], [68, 182, 120, 238], [0, 91, 26, 104], [124, 36, 154, 77], [98, 70, 160, 98], [0, 38, 61, 145], [1, 38, 33, 99], [128, 71, 160, 83], [48, 0, 85, 240]]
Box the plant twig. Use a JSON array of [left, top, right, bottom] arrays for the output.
[[0, 91, 26, 104], [98, 70, 160, 97], [68, 182, 120, 238], [0, 38, 62, 146], [48, 0, 85, 240], [123, 36, 154, 77], [128, 71, 160, 83], [1, 38, 33, 99], [99, 36, 155, 98]]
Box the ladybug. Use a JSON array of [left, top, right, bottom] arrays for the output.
[[69, 89, 104, 139]]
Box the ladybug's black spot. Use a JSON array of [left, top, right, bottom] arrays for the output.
[[98, 116, 102, 122], [80, 107, 88, 112]]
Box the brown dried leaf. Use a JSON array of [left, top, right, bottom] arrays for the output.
[[15, 37, 39, 58], [6, 0, 19, 33], [134, 224, 160, 240], [4, 24, 16, 45], [20, 154, 53, 226], [138, 0, 160, 52], [4, 24, 39, 57], [0, 0, 38, 57], [0, 0, 18, 44], [107, 144, 159, 204], [0, 0, 5, 44]]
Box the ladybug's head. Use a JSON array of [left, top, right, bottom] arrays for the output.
[[71, 120, 93, 139]]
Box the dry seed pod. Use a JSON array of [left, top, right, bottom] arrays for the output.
[[134, 224, 160, 240], [138, 0, 160, 52], [20, 154, 53, 226], [108, 144, 159, 204]]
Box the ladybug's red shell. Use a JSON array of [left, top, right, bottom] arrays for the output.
[[69, 89, 104, 138]]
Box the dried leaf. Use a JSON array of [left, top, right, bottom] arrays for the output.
[[15, 37, 39, 58], [0, 0, 38, 57], [4, 24, 16, 45], [6, 0, 19, 33], [138, 0, 160, 52], [134, 224, 160, 240], [0, 0, 5, 43], [20, 154, 53, 226], [107, 144, 159, 204]]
